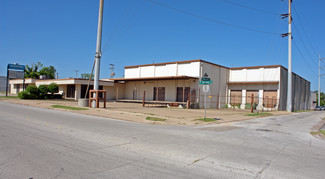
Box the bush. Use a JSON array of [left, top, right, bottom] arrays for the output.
[[48, 83, 58, 94], [26, 85, 39, 95], [18, 91, 31, 99], [38, 85, 48, 95]]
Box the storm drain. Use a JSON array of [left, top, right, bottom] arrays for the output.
[[256, 129, 273, 132]]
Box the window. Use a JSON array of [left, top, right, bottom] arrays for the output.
[[230, 90, 242, 105], [246, 90, 258, 104], [67, 85, 75, 98], [153, 87, 165, 101], [176, 87, 190, 102], [263, 90, 277, 107]]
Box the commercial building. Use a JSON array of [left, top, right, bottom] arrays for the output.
[[9, 78, 123, 100], [9, 59, 311, 111]]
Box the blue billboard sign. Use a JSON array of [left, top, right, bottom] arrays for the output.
[[8, 64, 25, 71]]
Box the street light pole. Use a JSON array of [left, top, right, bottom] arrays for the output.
[[93, 0, 104, 107]]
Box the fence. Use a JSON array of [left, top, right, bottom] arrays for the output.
[[190, 94, 279, 112]]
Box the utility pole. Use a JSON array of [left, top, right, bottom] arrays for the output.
[[287, 0, 292, 112], [282, 0, 292, 112], [74, 70, 79, 78], [56, 73, 59, 79], [319, 55, 325, 106], [93, 0, 104, 107]]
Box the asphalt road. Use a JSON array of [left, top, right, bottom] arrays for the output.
[[0, 102, 325, 179]]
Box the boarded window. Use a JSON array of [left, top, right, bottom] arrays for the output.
[[263, 90, 277, 108], [230, 90, 242, 105], [246, 90, 258, 104], [153, 87, 165, 101], [177, 87, 190, 102]]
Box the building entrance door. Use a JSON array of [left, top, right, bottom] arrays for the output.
[[67, 85, 75, 98]]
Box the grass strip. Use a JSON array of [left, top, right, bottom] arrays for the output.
[[51, 105, 88, 110], [0, 96, 19, 99], [146, 117, 166, 121], [320, 130, 325, 135], [246, 113, 272, 117], [195, 118, 216, 122]]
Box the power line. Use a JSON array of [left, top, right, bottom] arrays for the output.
[[292, 40, 318, 77], [292, 3, 319, 57], [218, 0, 280, 15], [292, 22, 318, 68], [147, 0, 279, 35]]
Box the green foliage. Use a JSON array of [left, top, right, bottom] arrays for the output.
[[315, 91, 325, 106], [48, 83, 58, 94], [39, 66, 56, 79], [38, 85, 48, 95], [0, 96, 19, 99], [18, 91, 31, 99], [51, 105, 88, 110], [26, 85, 39, 95], [25, 62, 56, 79], [81, 73, 94, 79], [18, 91, 38, 99], [25, 62, 43, 79], [146, 117, 166, 121], [222, 104, 228, 108]]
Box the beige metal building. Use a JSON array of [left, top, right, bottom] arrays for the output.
[[9, 59, 311, 111]]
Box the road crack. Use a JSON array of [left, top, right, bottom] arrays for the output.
[[255, 144, 288, 178]]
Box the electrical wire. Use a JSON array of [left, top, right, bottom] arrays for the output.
[[292, 22, 319, 68], [292, 4, 319, 57], [218, 0, 280, 15], [292, 40, 318, 77], [147, 0, 279, 35]]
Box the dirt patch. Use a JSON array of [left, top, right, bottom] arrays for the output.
[[0, 98, 290, 126]]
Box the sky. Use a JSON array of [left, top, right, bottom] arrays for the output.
[[1, 0, 324, 91]]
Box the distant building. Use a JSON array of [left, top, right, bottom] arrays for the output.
[[0, 76, 6, 92], [309, 92, 317, 109]]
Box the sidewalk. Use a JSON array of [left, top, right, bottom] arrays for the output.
[[0, 97, 290, 125]]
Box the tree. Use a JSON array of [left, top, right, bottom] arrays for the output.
[[25, 62, 56, 79], [81, 73, 94, 79], [39, 66, 56, 79], [48, 83, 58, 95], [315, 91, 325, 106], [25, 62, 43, 79]]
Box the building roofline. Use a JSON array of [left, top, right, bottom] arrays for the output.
[[227, 81, 279, 85], [10, 78, 114, 83], [9, 78, 35, 81], [124, 59, 229, 69], [110, 76, 199, 82], [230, 65, 310, 83], [230, 65, 283, 70]]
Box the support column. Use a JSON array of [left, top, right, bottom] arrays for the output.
[[75, 84, 81, 101], [241, 89, 246, 109], [258, 89, 264, 110]]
